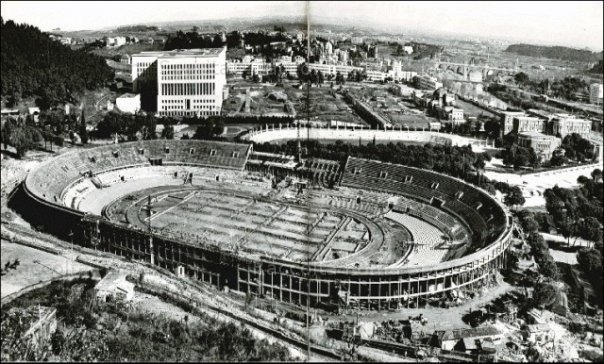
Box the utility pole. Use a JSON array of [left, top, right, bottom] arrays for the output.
[[67, 230, 74, 274], [146, 195, 154, 265]]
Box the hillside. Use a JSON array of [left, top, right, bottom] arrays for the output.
[[0, 17, 114, 109], [589, 60, 603, 74], [505, 43, 603, 63]]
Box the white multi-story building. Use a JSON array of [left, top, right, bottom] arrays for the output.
[[132, 48, 226, 117], [552, 114, 592, 138], [365, 69, 386, 82], [590, 83, 603, 105], [307, 63, 363, 76], [273, 61, 298, 75]]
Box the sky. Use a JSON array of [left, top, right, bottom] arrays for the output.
[[1, 1, 603, 51]]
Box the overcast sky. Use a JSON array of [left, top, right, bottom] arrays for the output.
[[2, 1, 602, 51]]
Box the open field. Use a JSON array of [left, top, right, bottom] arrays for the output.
[[0, 240, 92, 299]]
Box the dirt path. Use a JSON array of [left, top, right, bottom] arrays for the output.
[[327, 281, 514, 331]]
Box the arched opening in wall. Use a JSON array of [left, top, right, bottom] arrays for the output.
[[216, 175, 220, 182], [356, 196, 361, 204], [388, 202, 394, 210]]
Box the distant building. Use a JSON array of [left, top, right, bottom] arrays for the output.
[[132, 47, 226, 117], [514, 115, 546, 134], [351, 36, 364, 44], [518, 132, 561, 160], [552, 114, 592, 138], [523, 324, 553, 344], [293, 55, 306, 64], [95, 269, 135, 302], [590, 83, 603, 105], [500, 111, 527, 137], [120, 54, 131, 65], [115, 93, 141, 114], [436, 106, 465, 125], [415, 74, 443, 91], [365, 69, 386, 82], [430, 326, 503, 351]]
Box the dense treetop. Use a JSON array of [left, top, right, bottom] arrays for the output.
[[0, 18, 113, 109]]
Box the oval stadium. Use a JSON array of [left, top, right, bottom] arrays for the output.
[[18, 139, 513, 311]]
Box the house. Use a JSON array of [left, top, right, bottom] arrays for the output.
[[28, 107, 41, 123], [115, 93, 141, 114], [94, 269, 135, 302], [523, 323, 553, 344], [430, 326, 503, 350]]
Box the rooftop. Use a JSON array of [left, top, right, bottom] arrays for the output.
[[117, 93, 139, 99], [132, 48, 225, 58], [437, 326, 502, 342], [519, 131, 555, 138]]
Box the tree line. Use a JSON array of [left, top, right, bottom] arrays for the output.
[[1, 18, 114, 109]]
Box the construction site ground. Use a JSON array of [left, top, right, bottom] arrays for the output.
[[1, 220, 417, 362]]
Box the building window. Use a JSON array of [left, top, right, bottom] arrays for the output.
[[210, 149, 217, 156], [165, 147, 170, 154]]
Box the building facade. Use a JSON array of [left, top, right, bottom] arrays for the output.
[[517, 132, 561, 160], [499, 111, 527, 138], [132, 48, 226, 117], [590, 83, 603, 105], [552, 115, 592, 138]]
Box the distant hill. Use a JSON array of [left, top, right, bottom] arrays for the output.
[[505, 43, 603, 63], [1, 17, 113, 109]]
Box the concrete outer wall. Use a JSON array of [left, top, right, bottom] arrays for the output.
[[242, 126, 494, 150], [20, 140, 511, 311]]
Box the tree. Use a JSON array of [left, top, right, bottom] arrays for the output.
[[212, 119, 225, 136], [518, 210, 539, 233], [591, 169, 602, 182], [79, 109, 89, 144], [160, 125, 175, 140], [504, 186, 525, 208], [577, 248, 602, 275], [533, 282, 557, 309], [581, 217, 603, 246], [193, 124, 213, 140], [514, 72, 530, 85], [4, 119, 43, 158]]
